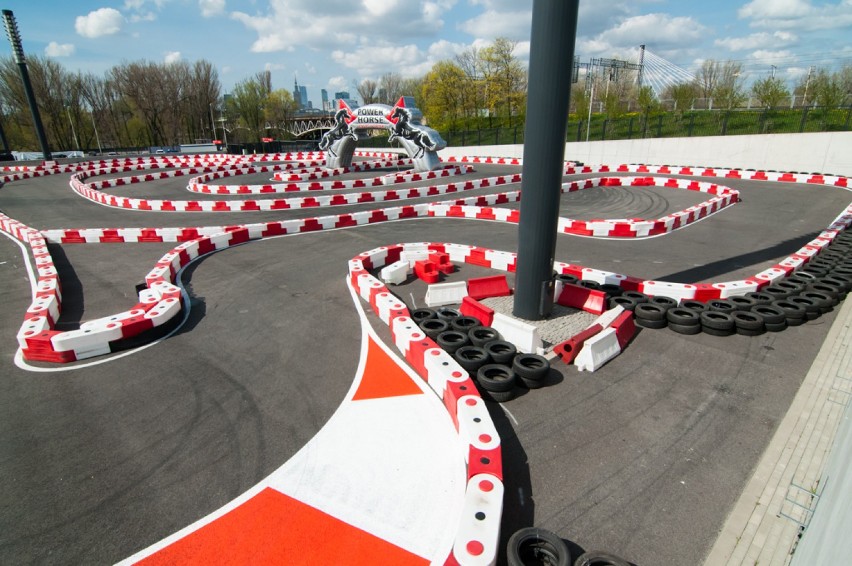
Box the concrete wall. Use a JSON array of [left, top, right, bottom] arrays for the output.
[[438, 132, 852, 176]]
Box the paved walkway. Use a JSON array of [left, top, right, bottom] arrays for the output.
[[704, 295, 852, 565]]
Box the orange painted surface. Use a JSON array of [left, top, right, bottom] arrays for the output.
[[137, 487, 428, 565], [351, 336, 424, 401]]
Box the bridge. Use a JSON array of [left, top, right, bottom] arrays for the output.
[[281, 112, 337, 137]]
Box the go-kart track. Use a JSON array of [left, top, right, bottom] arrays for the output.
[[1, 150, 851, 566]]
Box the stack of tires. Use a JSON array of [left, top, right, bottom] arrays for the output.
[[615, 230, 852, 338], [412, 307, 552, 403], [505, 527, 632, 566]]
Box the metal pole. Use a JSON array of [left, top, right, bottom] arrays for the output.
[[513, 0, 580, 320], [209, 102, 217, 142], [90, 111, 103, 154], [2, 10, 51, 160], [586, 70, 595, 142], [66, 106, 80, 152]]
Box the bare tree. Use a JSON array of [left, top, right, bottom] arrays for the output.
[[378, 72, 403, 104], [356, 79, 378, 105]]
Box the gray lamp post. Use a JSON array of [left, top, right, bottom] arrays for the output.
[[2, 9, 51, 160]]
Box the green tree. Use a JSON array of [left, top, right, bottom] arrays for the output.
[[812, 68, 847, 108], [421, 60, 466, 131], [664, 81, 698, 112], [751, 76, 789, 108], [228, 72, 271, 140], [479, 37, 527, 126], [264, 89, 298, 138], [637, 85, 659, 115], [712, 61, 746, 109]]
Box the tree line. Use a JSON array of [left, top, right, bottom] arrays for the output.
[[1, 45, 850, 153]]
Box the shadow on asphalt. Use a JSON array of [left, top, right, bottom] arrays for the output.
[[660, 231, 820, 283], [48, 243, 85, 329]]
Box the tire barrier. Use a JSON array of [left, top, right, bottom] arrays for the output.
[[573, 550, 631, 566], [506, 527, 572, 566]]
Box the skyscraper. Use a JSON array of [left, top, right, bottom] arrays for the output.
[[293, 76, 302, 109], [321, 89, 329, 111], [299, 85, 308, 110]]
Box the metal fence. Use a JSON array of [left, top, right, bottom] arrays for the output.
[[441, 106, 852, 147]]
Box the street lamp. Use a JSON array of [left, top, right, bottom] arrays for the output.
[[2, 9, 51, 159]]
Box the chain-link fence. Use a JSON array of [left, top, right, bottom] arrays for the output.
[[441, 106, 852, 147]]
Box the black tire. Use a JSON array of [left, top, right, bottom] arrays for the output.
[[650, 296, 678, 310], [776, 280, 805, 294], [703, 325, 735, 337], [669, 322, 702, 335], [765, 320, 788, 332], [623, 290, 649, 304], [419, 318, 449, 339], [573, 550, 631, 566], [507, 528, 571, 566], [484, 340, 517, 364], [732, 310, 765, 331], [453, 346, 490, 374], [802, 267, 829, 278], [666, 307, 701, 325], [636, 317, 667, 329], [728, 296, 757, 311], [700, 311, 735, 331], [435, 307, 461, 321], [824, 274, 851, 293], [680, 300, 708, 312], [800, 291, 834, 313], [579, 280, 601, 290], [469, 326, 501, 348], [411, 308, 436, 323], [436, 330, 469, 354], [599, 284, 623, 298], [512, 353, 550, 382], [787, 272, 818, 286], [807, 282, 841, 304], [772, 300, 807, 321], [483, 388, 516, 403], [608, 296, 637, 311], [634, 302, 667, 322], [752, 305, 786, 325], [737, 326, 766, 336], [451, 315, 481, 332], [763, 285, 791, 300], [556, 273, 579, 285], [707, 299, 736, 313], [477, 364, 517, 393], [745, 292, 774, 306], [787, 296, 820, 319]]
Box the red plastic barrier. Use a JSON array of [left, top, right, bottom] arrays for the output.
[[460, 296, 495, 326], [467, 275, 511, 301], [556, 283, 606, 314], [553, 324, 602, 364], [414, 260, 439, 283], [611, 310, 637, 350]]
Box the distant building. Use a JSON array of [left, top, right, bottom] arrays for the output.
[[293, 77, 302, 109], [299, 85, 308, 110], [334, 90, 350, 101], [321, 89, 329, 111]]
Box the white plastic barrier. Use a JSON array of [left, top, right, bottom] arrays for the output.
[[17, 316, 50, 349], [374, 292, 407, 325], [143, 298, 181, 327], [449, 473, 504, 566], [425, 281, 468, 307], [575, 327, 621, 372], [423, 347, 467, 399], [491, 313, 543, 355], [713, 280, 758, 298], [640, 280, 698, 302], [390, 316, 425, 356], [356, 273, 384, 302], [380, 260, 410, 285]]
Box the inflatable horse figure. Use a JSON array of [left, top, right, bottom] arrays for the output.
[[319, 97, 446, 172]]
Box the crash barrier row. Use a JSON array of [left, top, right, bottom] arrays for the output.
[[5, 160, 851, 364], [348, 244, 504, 565]]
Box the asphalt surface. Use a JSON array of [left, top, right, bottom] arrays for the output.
[[1, 158, 850, 565]]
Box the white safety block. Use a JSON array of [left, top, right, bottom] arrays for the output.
[[27, 294, 60, 325], [589, 305, 625, 330], [401, 249, 432, 266], [356, 273, 384, 302], [423, 348, 467, 399], [51, 321, 123, 353], [390, 316, 425, 356], [17, 316, 50, 348], [380, 260, 410, 285], [484, 249, 515, 271], [81, 308, 146, 330], [425, 281, 468, 307], [450, 474, 504, 566], [374, 292, 407, 325], [575, 327, 621, 372], [456, 396, 501, 461], [641, 280, 697, 302], [444, 243, 474, 263], [143, 298, 181, 327], [713, 280, 758, 298], [491, 313, 543, 355]]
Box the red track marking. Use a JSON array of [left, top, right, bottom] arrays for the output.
[[136, 487, 428, 565], [352, 336, 424, 401]]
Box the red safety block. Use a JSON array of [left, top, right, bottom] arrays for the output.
[[556, 283, 606, 315], [435, 252, 454, 275], [414, 260, 440, 284], [460, 296, 494, 326], [467, 275, 511, 301], [553, 324, 602, 364], [611, 310, 637, 350]]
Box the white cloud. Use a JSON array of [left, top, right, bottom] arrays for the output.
[[715, 31, 798, 51], [231, 1, 451, 53], [460, 9, 531, 39], [45, 41, 75, 57], [304, 63, 317, 74], [264, 62, 286, 71], [129, 12, 157, 23], [739, 0, 852, 31], [327, 76, 348, 91], [750, 49, 795, 61], [164, 51, 181, 64], [199, 0, 225, 18], [75, 8, 124, 38]]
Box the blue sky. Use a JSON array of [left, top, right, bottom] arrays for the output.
[[2, 0, 850, 105]]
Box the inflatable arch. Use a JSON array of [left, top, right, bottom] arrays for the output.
[[319, 96, 446, 172]]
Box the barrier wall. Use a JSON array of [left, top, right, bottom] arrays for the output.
[[439, 132, 852, 177]]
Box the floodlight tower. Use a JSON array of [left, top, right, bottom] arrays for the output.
[[2, 9, 51, 160]]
